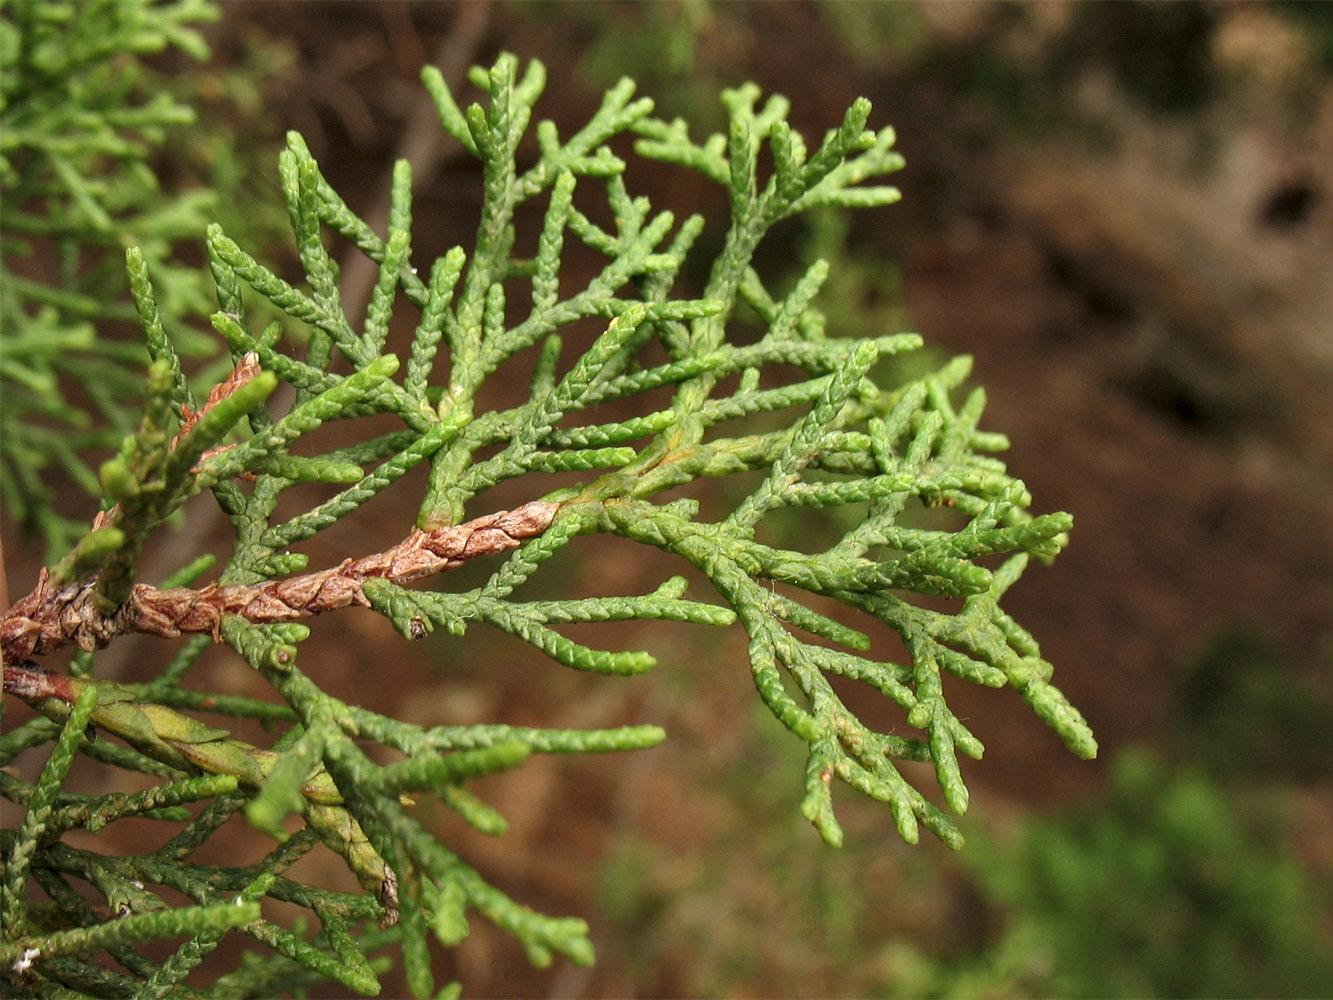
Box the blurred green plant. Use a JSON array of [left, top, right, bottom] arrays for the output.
[[1278, 0, 1333, 71], [1177, 625, 1333, 781], [961, 748, 1333, 1000], [823, 0, 1226, 138], [0, 0, 226, 556], [601, 726, 1328, 998], [2, 45, 1093, 998]]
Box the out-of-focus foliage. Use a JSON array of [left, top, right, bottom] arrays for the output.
[[0, 0, 295, 559], [964, 748, 1333, 1000], [0, 0, 219, 555], [1177, 626, 1333, 782], [599, 680, 1332, 999]]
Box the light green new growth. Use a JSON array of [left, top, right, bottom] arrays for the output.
[[1, 48, 1095, 999]]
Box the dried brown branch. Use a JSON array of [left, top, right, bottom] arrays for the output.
[[2, 659, 76, 703], [2, 501, 559, 665]]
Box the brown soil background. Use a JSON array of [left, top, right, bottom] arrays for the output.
[[4, 3, 1331, 997]]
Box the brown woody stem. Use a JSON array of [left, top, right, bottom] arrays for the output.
[[2, 501, 559, 665]]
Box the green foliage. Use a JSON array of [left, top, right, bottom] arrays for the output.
[[1177, 625, 1333, 781], [964, 749, 1333, 999], [0, 0, 223, 556], [2, 48, 1093, 998]]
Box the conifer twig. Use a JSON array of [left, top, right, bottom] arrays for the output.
[[2, 502, 558, 664], [1, 661, 400, 928], [2, 42, 1096, 997]]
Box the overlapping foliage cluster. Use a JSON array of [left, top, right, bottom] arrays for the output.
[[0, 0, 224, 556], [1, 30, 1095, 1000]]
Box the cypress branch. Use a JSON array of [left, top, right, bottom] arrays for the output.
[[1, 44, 1094, 998]]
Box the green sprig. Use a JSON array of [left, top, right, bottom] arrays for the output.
[[2, 47, 1092, 1000]]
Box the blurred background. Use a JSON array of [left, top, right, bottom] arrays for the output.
[[5, 1, 1332, 996]]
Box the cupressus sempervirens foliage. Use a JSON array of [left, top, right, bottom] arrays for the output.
[[1, 51, 1096, 998]]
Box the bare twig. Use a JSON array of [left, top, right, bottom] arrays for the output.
[[173, 351, 264, 447], [85, 351, 263, 540]]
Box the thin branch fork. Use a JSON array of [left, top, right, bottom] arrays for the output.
[[2, 500, 558, 666]]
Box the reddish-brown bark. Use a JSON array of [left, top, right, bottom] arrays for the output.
[[1, 501, 559, 666]]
